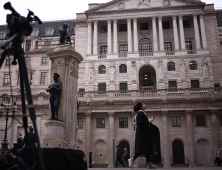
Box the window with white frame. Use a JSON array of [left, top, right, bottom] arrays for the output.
[[40, 72, 47, 85], [45, 28, 54, 35], [6, 59, 11, 67], [4, 74, 10, 86], [42, 57, 48, 65], [0, 32, 6, 39], [77, 118, 83, 128], [31, 29, 39, 37], [25, 57, 30, 65]]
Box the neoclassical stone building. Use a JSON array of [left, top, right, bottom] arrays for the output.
[[0, 0, 221, 168], [75, 0, 222, 168]]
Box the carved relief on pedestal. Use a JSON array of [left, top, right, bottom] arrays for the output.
[[70, 59, 79, 78], [131, 61, 137, 83], [138, 0, 150, 7], [157, 60, 163, 80], [180, 59, 186, 79], [52, 60, 64, 77], [110, 62, 116, 83], [201, 58, 209, 78], [108, 111, 115, 117], [85, 111, 92, 117]]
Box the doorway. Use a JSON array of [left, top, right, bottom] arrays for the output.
[[172, 140, 185, 164]]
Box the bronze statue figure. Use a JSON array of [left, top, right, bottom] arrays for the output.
[[59, 23, 72, 45], [46, 73, 62, 120]]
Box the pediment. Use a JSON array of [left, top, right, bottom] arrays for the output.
[[86, 0, 205, 13]]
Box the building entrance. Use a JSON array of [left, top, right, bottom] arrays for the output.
[[172, 140, 185, 164], [119, 141, 130, 157]]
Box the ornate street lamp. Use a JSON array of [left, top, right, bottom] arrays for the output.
[[0, 102, 17, 151]]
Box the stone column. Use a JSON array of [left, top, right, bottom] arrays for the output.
[[113, 19, 118, 54], [210, 110, 219, 153], [133, 18, 138, 53], [161, 110, 171, 168], [151, 17, 158, 52], [108, 112, 115, 168], [107, 20, 112, 54], [172, 15, 179, 51], [178, 15, 186, 50], [185, 110, 195, 167], [158, 16, 164, 52], [199, 14, 208, 49], [192, 14, 201, 50], [93, 20, 98, 55], [127, 18, 132, 53], [44, 44, 83, 148], [87, 21, 92, 55], [85, 111, 92, 163]]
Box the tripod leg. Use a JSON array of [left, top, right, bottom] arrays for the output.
[[0, 49, 10, 69]]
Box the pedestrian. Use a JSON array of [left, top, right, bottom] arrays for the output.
[[154, 151, 158, 164], [17, 133, 23, 150], [22, 128, 37, 147], [116, 145, 125, 168], [122, 148, 129, 167], [128, 102, 158, 169], [215, 149, 221, 167]]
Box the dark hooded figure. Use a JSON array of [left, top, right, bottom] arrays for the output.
[[128, 102, 158, 169]]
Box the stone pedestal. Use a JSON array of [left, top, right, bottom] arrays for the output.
[[43, 120, 66, 148], [137, 157, 146, 168], [110, 82, 115, 91], [44, 44, 83, 149]]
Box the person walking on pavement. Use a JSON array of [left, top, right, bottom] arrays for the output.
[[122, 148, 129, 167], [128, 102, 158, 169], [22, 127, 37, 147], [116, 145, 125, 168], [215, 149, 221, 167], [17, 133, 23, 150]]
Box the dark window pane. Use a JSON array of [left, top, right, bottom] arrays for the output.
[[119, 64, 127, 73], [98, 83, 106, 91], [6, 59, 11, 67], [96, 118, 105, 128], [119, 117, 128, 128], [183, 20, 190, 28], [4, 74, 10, 86], [101, 25, 107, 33], [40, 72, 47, 85], [100, 46, 107, 54], [98, 65, 106, 74], [196, 116, 206, 126], [169, 81, 177, 89], [139, 39, 152, 52], [119, 45, 128, 53], [26, 40, 31, 51], [214, 84, 220, 88], [191, 80, 199, 88], [221, 115, 222, 126], [168, 62, 175, 71], [140, 23, 148, 30], [42, 57, 48, 65], [164, 42, 172, 51], [189, 61, 197, 70], [172, 116, 181, 127], [25, 58, 30, 65], [119, 24, 127, 32], [185, 41, 192, 50], [162, 21, 170, 29], [120, 83, 127, 91], [77, 118, 83, 128]]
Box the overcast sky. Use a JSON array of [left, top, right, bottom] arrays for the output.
[[0, 0, 221, 25]]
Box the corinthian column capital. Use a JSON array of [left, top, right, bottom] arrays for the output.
[[85, 111, 92, 117], [185, 110, 193, 116], [210, 109, 218, 115], [161, 110, 168, 117], [172, 15, 177, 20], [108, 111, 115, 117]]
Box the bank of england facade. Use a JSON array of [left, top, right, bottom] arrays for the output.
[[0, 0, 222, 168]]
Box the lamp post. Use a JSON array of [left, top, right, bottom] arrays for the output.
[[0, 102, 17, 151], [132, 118, 137, 131]]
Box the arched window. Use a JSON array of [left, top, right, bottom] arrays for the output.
[[98, 65, 106, 74], [39, 92, 46, 96], [189, 61, 197, 70], [167, 62, 175, 71], [139, 39, 152, 52], [119, 64, 127, 73]]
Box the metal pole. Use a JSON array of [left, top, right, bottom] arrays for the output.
[[113, 138, 115, 168], [89, 151, 92, 168], [1, 108, 9, 150]]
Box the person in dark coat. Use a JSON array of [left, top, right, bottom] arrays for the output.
[[215, 149, 221, 167], [128, 102, 157, 169], [22, 128, 37, 147], [17, 133, 23, 150], [116, 145, 125, 168]]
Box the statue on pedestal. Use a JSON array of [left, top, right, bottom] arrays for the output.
[[202, 58, 209, 78], [59, 24, 72, 45], [46, 73, 62, 120]]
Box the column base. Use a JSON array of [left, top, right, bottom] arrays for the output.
[[163, 165, 172, 168], [107, 164, 114, 168]]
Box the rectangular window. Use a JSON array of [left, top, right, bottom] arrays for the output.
[[172, 116, 181, 127], [191, 80, 199, 88], [220, 41, 222, 45], [119, 45, 128, 53], [119, 24, 127, 32], [164, 42, 172, 51], [162, 21, 170, 29], [77, 118, 83, 128], [26, 40, 31, 51], [185, 41, 192, 50], [42, 57, 48, 65], [196, 116, 206, 126], [96, 118, 105, 128], [169, 81, 177, 89], [120, 83, 128, 91], [4, 74, 10, 86], [100, 25, 107, 33], [140, 23, 149, 30], [40, 72, 47, 85], [25, 57, 30, 65], [183, 20, 190, 28], [45, 42, 51, 49], [98, 83, 106, 91], [100, 46, 107, 54], [119, 117, 128, 128], [6, 59, 11, 67], [35, 41, 38, 49], [214, 84, 220, 88]]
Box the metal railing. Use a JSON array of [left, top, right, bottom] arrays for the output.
[[139, 52, 153, 56]]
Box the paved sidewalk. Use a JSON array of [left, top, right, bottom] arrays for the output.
[[90, 167, 221, 170]]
